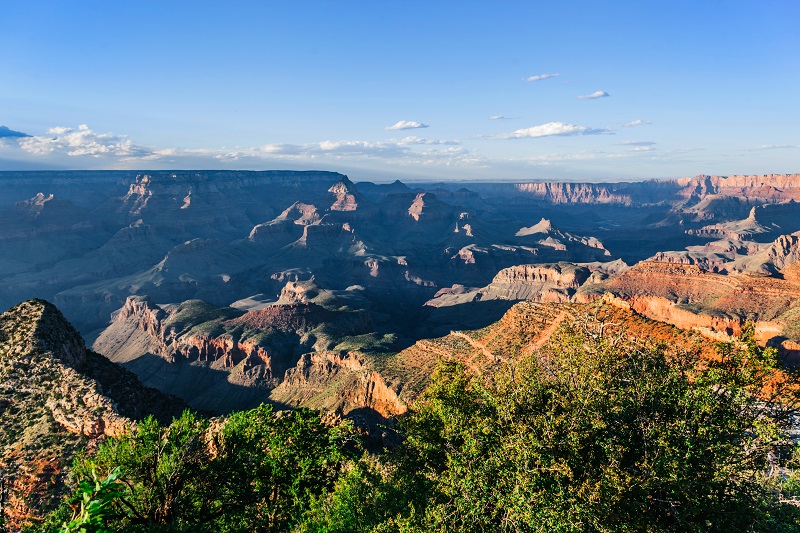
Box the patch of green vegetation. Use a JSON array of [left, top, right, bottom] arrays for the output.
[[36, 407, 354, 533], [333, 333, 396, 354], [164, 300, 242, 337]]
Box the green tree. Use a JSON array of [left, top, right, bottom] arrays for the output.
[[212, 404, 355, 532], [68, 410, 213, 531], [366, 321, 800, 532]]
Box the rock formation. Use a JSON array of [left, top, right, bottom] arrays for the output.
[[0, 299, 185, 527]]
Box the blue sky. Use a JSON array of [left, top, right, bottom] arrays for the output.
[[1, 1, 798, 181]]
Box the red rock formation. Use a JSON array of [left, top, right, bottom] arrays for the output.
[[676, 174, 800, 203], [327, 180, 360, 211]]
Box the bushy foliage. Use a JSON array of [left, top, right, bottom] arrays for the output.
[[39, 406, 353, 533], [304, 322, 800, 532]]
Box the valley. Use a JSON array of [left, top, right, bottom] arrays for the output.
[[1, 170, 800, 418]]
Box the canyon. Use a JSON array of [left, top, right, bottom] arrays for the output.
[[1, 170, 800, 419]]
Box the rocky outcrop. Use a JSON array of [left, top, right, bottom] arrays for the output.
[[479, 263, 590, 302], [273, 351, 406, 418], [0, 299, 185, 527], [98, 297, 303, 383], [676, 174, 800, 203], [603, 259, 800, 349], [649, 251, 732, 273], [624, 295, 744, 337], [407, 192, 449, 221], [326, 178, 362, 212], [685, 207, 774, 241], [94, 294, 376, 410], [491, 263, 590, 287], [761, 233, 800, 271], [276, 201, 322, 224]]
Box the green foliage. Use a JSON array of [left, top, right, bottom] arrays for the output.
[[211, 404, 355, 531], [45, 406, 353, 532], [321, 321, 799, 532], [57, 411, 212, 532], [61, 467, 125, 533], [296, 456, 411, 533]]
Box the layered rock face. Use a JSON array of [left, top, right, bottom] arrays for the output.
[[326, 178, 362, 211], [676, 174, 800, 203], [514, 182, 634, 204], [94, 295, 376, 413], [602, 257, 800, 351], [272, 351, 406, 418], [481, 263, 591, 301]]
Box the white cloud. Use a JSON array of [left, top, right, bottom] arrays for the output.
[[622, 119, 652, 127], [386, 120, 429, 131], [577, 90, 609, 100], [258, 138, 462, 159], [489, 115, 511, 120], [498, 121, 610, 139], [19, 124, 151, 158], [525, 73, 559, 82], [620, 141, 656, 146], [2, 122, 472, 169]]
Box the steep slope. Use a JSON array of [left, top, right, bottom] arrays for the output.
[[0, 300, 185, 528], [376, 298, 724, 407], [93, 295, 377, 413]]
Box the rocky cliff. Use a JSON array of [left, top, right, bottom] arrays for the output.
[[93, 295, 376, 413], [513, 182, 634, 204], [0, 299, 185, 528]]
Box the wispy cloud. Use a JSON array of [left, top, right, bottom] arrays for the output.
[[489, 115, 512, 120], [577, 90, 609, 100], [257, 138, 461, 159], [751, 144, 797, 151], [386, 120, 429, 131], [397, 136, 460, 146], [622, 119, 652, 127], [525, 73, 559, 82], [620, 141, 656, 147], [498, 121, 610, 139]]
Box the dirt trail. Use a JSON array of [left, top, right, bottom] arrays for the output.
[[525, 309, 570, 355], [450, 330, 508, 363]]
